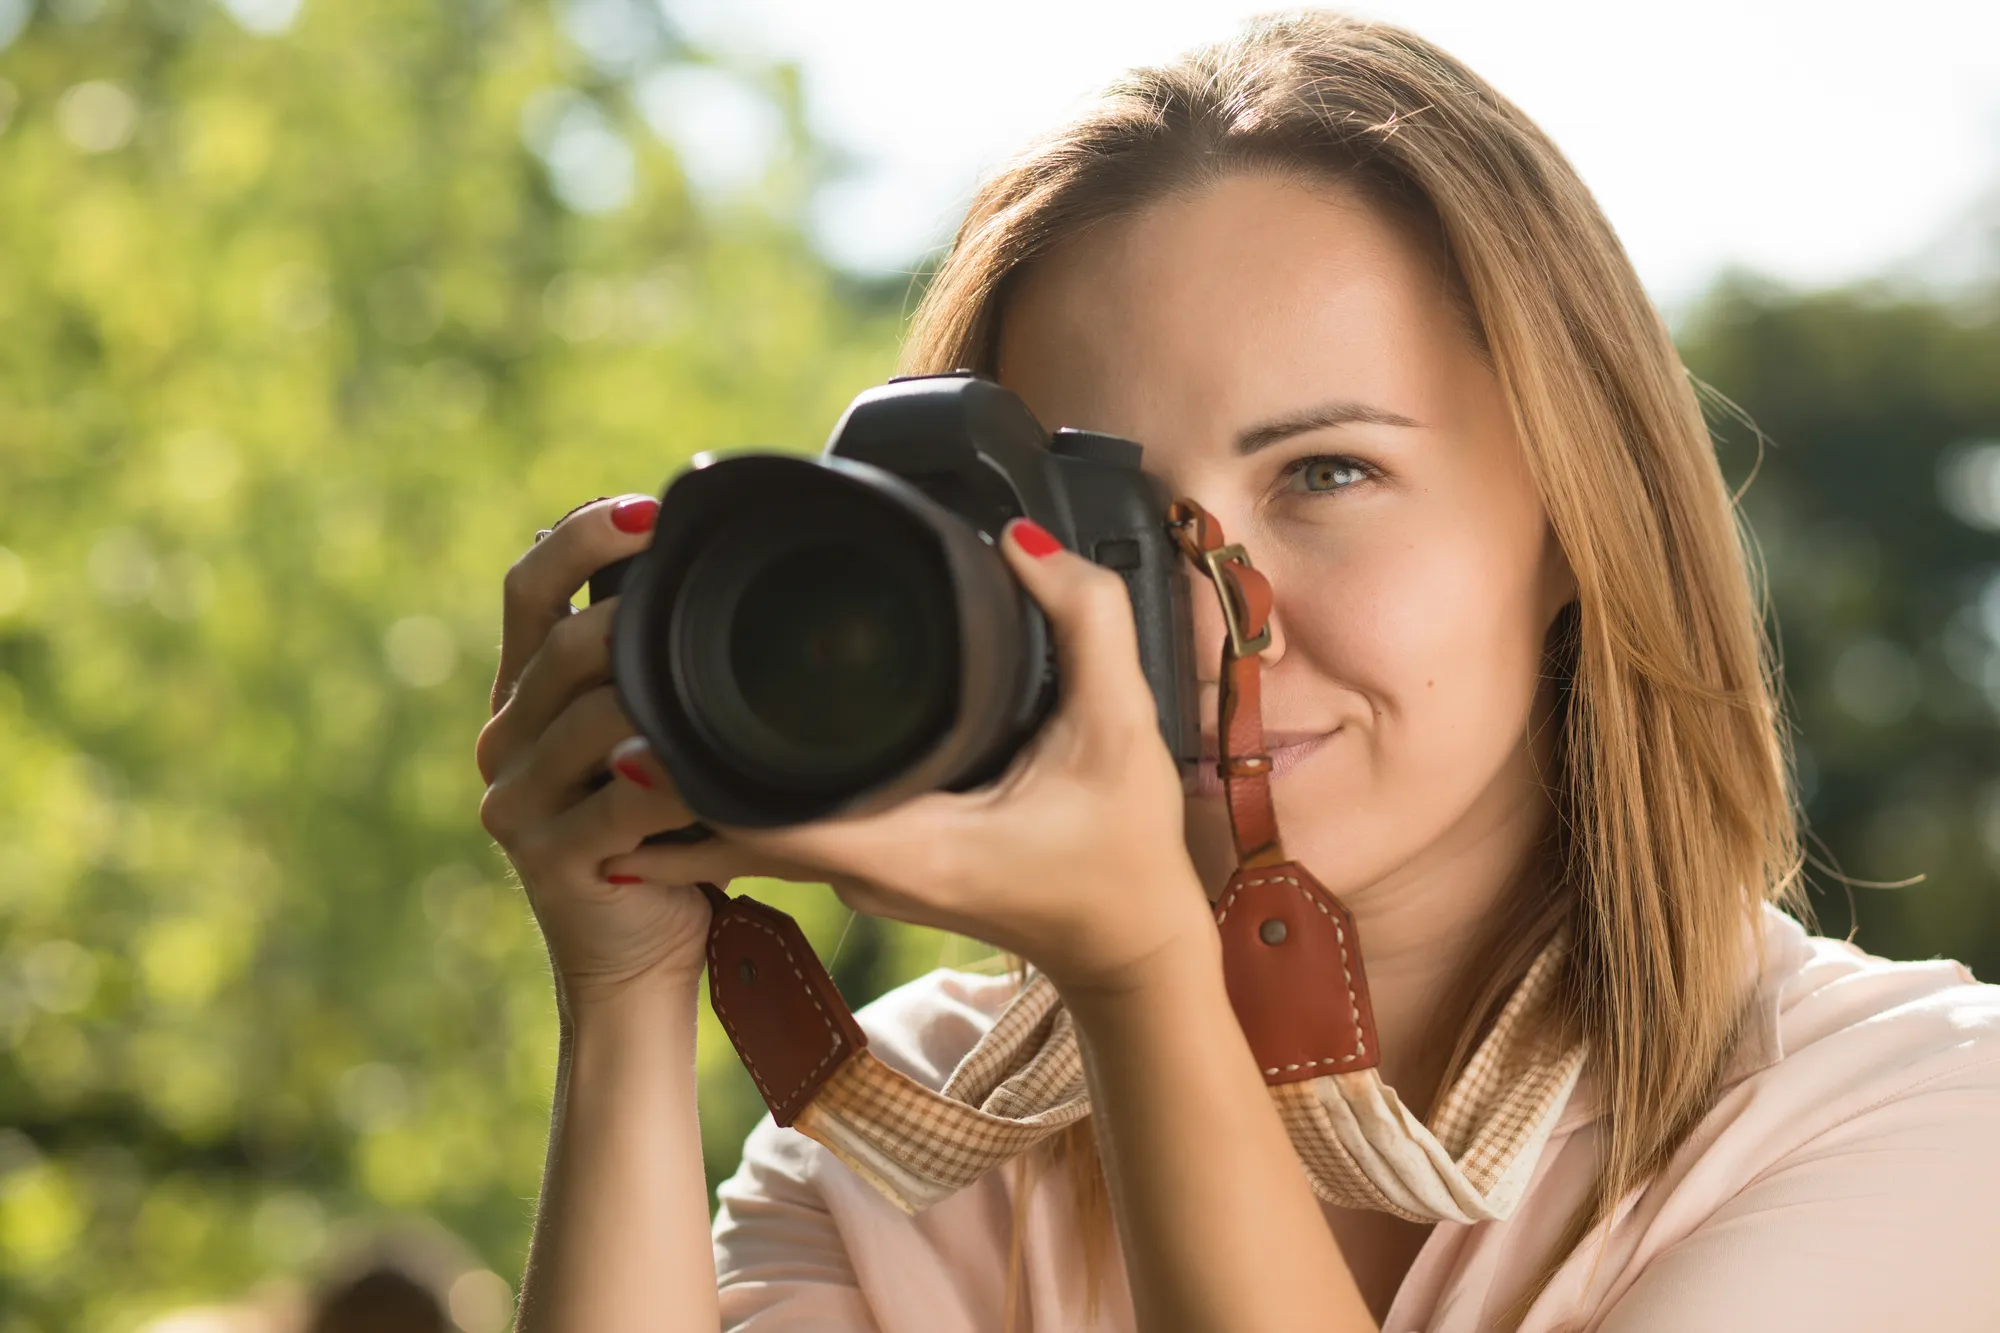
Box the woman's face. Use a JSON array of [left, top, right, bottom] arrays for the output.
[[996, 172, 1575, 909]]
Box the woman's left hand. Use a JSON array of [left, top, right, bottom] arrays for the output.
[[599, 517, 1217, 996]]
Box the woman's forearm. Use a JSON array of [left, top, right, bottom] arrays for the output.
[[1064, 917, 1377, 1333], [515, 974, 719, 1333]]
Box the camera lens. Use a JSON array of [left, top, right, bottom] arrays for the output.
[[731, 540, 947, 759], [669, 500, 959, 793]]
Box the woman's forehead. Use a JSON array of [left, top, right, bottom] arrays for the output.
[[994, 173, 1474, 455]]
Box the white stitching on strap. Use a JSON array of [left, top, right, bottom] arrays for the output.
[[707, 914, 844, 1111], [1215, 872, 1369, 1076]]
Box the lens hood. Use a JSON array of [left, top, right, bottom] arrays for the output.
[[609, 451, 1052, 828]]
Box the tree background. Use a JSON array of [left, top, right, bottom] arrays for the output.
[[0, 1, 1994, 1328]]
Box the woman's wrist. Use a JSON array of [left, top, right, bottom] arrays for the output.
[[1053, 874, 1374, 1333], [558, 962, 705, 1048], [520, 937, 718, 1331], [1048, 872, 1222, 1016]]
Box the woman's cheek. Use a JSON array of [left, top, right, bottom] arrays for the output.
[[1383, 538, 1554, 839], [1325, 535, 1476, 727], [1293, 536, 1539, 857], [1252, 549, 1423, 879]]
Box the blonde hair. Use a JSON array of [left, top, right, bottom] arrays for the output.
[[904, 10, 1805, 1327]]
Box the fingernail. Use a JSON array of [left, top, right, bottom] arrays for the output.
[[1008, 518, 1062, 558], [610, 737, 655, 790], [606, 873, 642, 885], [610, 496, 658, 534]]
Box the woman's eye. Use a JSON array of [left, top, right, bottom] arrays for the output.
[[1281, 455, 1371, 495]]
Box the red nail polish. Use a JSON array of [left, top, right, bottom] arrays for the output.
[[1009, 518, 1061, 558], [610, 497, 658, 534], [606, 873, 642, 885], [612, 754, 655, 790]]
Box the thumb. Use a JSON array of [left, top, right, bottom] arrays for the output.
[[999, 518, 1148, 714]]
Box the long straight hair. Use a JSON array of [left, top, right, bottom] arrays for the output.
[[903, 11, 1805, 1326]]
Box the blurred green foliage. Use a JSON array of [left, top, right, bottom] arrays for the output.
[[0, 0, 1995, 1328], [0, 0, 982, 1326], [1680, 278, 2000, 980]]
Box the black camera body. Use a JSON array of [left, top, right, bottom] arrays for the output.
[[591, 372, 1199, 828]]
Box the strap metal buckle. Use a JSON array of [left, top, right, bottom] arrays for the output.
[[1200, 542, 1272, 658]]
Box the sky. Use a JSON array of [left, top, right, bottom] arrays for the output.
[[664, 0, 2000, 312]]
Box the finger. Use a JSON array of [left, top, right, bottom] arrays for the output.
[[601, 836, 834, 889], [999, 518, 1152, 725], [714, 789, 969, 899], [478, 596, 619, 781], [519, 687, 689, 822], [481, 703, 692, 853], [602, 735, 704, 829], [601, 741, 902, 887], [482, 685, 624, 840], [493, 493, 659, 713], [532, 768, 710, 879]]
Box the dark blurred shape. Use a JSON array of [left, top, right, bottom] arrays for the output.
[[305, 1266, 448, 1333], [302, 1218, 487, 1333], [132, 1216, 507, 1333]]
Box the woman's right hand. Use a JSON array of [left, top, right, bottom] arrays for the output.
[[474, 494, 823, 1010]]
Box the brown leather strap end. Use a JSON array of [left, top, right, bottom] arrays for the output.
[[703, 886, 868, 1126], [1213, 861, 1379, 1084]]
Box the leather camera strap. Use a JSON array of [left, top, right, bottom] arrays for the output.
[[696, 499, 1379, 1127], [1163, 499, 1380, 1084]]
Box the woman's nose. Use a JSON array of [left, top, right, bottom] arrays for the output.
[[1184, 555, 1287, 684]]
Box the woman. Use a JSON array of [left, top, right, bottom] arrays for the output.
[[474, 12, 2000, 1331]]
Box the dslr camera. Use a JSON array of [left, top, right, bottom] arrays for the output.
[[590, 371, 1200, 829]]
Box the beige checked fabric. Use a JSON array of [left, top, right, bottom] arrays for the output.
[[790, 929, 1585, 1222], [1270, 935, 1586, 1222]]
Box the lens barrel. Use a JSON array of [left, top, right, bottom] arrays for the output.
[[669, 496, 959, 792], [610, 453, 1051, 828]]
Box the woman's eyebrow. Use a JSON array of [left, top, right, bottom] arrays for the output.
[[1233, 400, 1424, 455]]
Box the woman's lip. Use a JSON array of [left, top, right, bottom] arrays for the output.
[[1197, 730, 1332, 759], [1185, 731, 1336, 798]]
